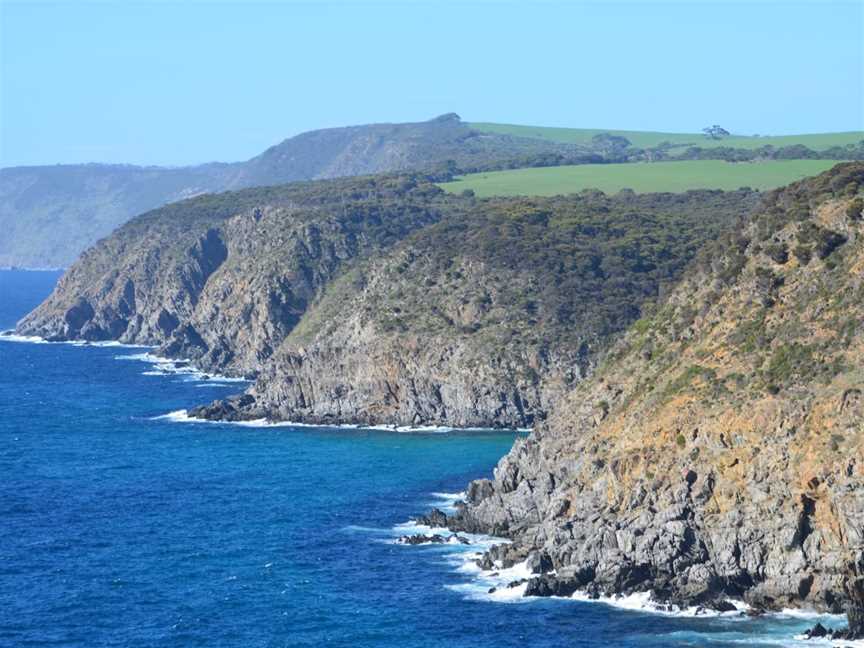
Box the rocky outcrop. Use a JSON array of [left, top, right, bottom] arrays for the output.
[[439, 163, 864, 632], [17, 173, 755, 428]]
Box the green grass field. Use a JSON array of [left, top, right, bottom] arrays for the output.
[[471, 122, 864, 152], [439, 160, 839, 197]]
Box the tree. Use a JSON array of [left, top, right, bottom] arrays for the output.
[[591, 133, 632, 159], [702, 125, 731, 140]]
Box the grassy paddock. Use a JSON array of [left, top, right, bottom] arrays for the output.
[[470, 122, 864, 152], [439, 160, 839, 196]]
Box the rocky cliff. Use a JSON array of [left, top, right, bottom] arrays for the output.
[[194, 190, 757, 428], [16, 176, 453, 375], [439, 163, 864, 635], [15, 174, 756, 428], [0, 114, 591, 268]]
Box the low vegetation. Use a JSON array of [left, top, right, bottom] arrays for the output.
[[471, 122, 864, 153], [289, 188, 759, 368], [439, 160, 838, 197]]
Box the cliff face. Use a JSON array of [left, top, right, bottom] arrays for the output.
[[448, 163, 864, 631], [17, 176, 452, 376], [0, 114, 588, 269], [228, 244, 587, 428], [207, 190, 757, 428], [15, 174, 756, 428]]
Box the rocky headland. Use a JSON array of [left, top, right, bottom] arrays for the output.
[[424, 163, 864, 637], [15, 174, 755, 428]]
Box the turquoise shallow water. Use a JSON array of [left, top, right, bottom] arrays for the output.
[[0, 269, 846, 647]]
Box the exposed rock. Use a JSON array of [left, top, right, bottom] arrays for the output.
[[397, 534, 447, 545], [526, 550, 554, 574], [706, 599, 738, 613], [446, 164, 864, 629], [524, 574, 589, 598], [804, 623, 829, 638], [414, 509, 449, 529], [188, 394, 258, 422]]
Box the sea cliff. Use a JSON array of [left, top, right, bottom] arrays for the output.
[[15, 175, 754, 428], [431, 163, 864, 637]]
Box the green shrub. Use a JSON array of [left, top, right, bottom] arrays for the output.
[[764, 242, 789, 264], [793, 245, 812, 265]]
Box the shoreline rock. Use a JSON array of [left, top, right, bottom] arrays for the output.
[[396, 533, 470, 546]]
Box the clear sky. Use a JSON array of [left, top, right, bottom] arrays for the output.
[[1, 0, 862, 168]]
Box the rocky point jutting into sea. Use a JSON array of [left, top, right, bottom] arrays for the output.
[[14, 173, 755, 428], [424, 164, 864, 638]]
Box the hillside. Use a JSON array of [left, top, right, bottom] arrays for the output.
[[472, 122, 864, 153], [440, 160, 838, 197], [0, 114, 587, 269], [13, 175, 757, 428], [3, 114, 860, 269], [442, 163, 864, 637]]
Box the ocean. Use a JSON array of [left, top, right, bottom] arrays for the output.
[[0, 269, 846, 647]]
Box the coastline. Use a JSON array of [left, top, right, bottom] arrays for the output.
[[6, 327, 860, 642], [4, 326, 861, 645], [411, 497, 864, 642], [397, 495, 861, 646], [154, 408, 529, 434], [1, 329, 529, 433]]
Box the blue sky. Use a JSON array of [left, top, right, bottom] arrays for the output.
[[1, 0, 862, 167]]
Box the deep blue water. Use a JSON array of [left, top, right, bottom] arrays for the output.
[[0, 269, 843, 647]]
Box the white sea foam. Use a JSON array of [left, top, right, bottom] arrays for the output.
[[152, 409, 312, 428], [426, 491, 466, 513], [0, 332, 48, 344], [114, 351, 247, 383], [387, 515, 530, 603], [776, 608, 847, 621], [359, 423, 524, 434], [431, 491, 466, 501], [153, 409, 197, 423], [791, 636, 864, 648], [566, 589, 752, 618], [154, 409, 526, 434], [0, 331, 148, 349]]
